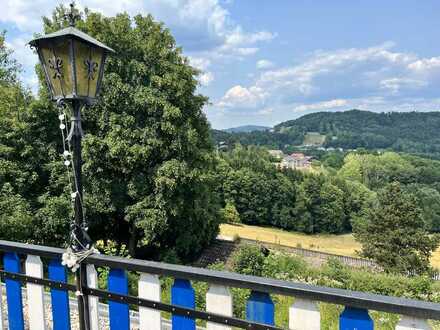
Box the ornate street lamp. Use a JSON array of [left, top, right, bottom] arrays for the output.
[[29, 7, 114, 104], [29, 3, 114, 330]]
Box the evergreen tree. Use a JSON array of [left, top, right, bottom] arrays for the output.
[[354, 182, 439, 274], [221, 201, 240, 224]]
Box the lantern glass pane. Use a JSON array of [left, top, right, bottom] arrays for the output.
[[88, 48, 103, 98], [74, 40, 103, 99], [52, 39, 74, 97], [37, 48, 54, 96], [40, 39, 73, 99], [40, 46, 63, 98], [74, 40, 90, 97]]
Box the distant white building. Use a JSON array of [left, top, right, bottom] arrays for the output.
[[280, 153, 312, 169]]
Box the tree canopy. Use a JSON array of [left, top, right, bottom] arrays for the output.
[[354, 182, 439, 274], [213, 110, 440, 158], [0, 6, 221, 261]]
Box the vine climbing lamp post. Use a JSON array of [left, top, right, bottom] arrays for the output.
[[29, 3, 115, 330]]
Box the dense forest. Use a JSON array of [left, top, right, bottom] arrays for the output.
[[216, 146, 440, 235], [213, 110, 440, 157]]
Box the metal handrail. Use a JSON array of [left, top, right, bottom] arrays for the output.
[[1, 239, 440, 320]]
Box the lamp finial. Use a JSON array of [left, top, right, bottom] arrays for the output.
[[64, 2, 81, 27]]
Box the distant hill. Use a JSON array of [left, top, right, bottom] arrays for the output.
[[223, 125, 270, 133], [212, 110, 440, 156]]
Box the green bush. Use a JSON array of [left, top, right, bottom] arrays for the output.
[[231, 244, 266, 276], [262, 251, 309, 280], [230, 245, 440, 302], [227, 245, 440, 329]]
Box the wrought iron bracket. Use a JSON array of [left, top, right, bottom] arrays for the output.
[[67, 112, 84, 141]]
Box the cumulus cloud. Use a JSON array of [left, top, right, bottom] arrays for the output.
[[5, 36, 39, 91], [217, 42, 440, 114], [199, 72, 214, 86], [217, 85, 267, 108], [188, 56, 211, 71], [293, 99, 347, 113], [188, 56, 214, 85], [225, 29, 275, 48], [2, 0, 274, 55], [234, 47, 259, 56], [3, 0, 275, 95], [408, 57, 440, 71], [257, 59, 274, 70], [379, 78, 427, 94], [255, 42, 418, 97]]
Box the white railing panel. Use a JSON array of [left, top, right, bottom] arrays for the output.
[[396, 315, 432, 330], [25, 255, 47, 330], [86, 264, 100, 330], [138, 273, 161, 330], [289, 298, 320, 330], [206, 284, 233, 330]]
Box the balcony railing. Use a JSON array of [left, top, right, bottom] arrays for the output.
[[0, 239, 439, 330]]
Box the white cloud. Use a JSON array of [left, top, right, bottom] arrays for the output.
[[255, 42, 418, 97], [188, 56, 211, 71], [408, 57, 440, 71], [3, 0, 275, 95], [2, 0, 274, 56], [199, 72, 214, 86], [293, 99, 347, 113], [188, 56, 214, 86], [5, 37, 36, 69], [217, 85, 267, 108], [379, 77, 427, 94], [257, 59, 274, 70], [5, 36, 39, 92], [234, 47, 259, 56], [225, 29, 275, 48], [215, 42, 440, 116]]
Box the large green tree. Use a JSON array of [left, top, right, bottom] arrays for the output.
[[354, 182, 439, 274], [0, 7, 221, 261], [0, 32, 42, 242]]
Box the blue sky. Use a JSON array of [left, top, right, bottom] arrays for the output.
[[2, 1, 440, 129]]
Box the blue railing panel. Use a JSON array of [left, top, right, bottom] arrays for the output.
[[339, 306, 374, 330], [171, 278, 196, 330], [48, 259, 71, 330], [246, 290, 275, 325], [108, 268, 130, 330], [4, 252, 25, 330]]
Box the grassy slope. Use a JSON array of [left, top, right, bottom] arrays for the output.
[[220, 224, 440, 269], [303, 132, 326, 146]]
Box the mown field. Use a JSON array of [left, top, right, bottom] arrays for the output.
[[220, 223, 440, 269]]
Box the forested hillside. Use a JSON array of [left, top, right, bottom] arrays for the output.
[[212, 110, 440, 156], [215, 146, 440, 234]]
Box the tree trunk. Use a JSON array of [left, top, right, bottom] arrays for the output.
[[128, 221, 138, 257]]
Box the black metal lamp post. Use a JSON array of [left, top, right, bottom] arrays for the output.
[[29, 4, 114, 330]]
